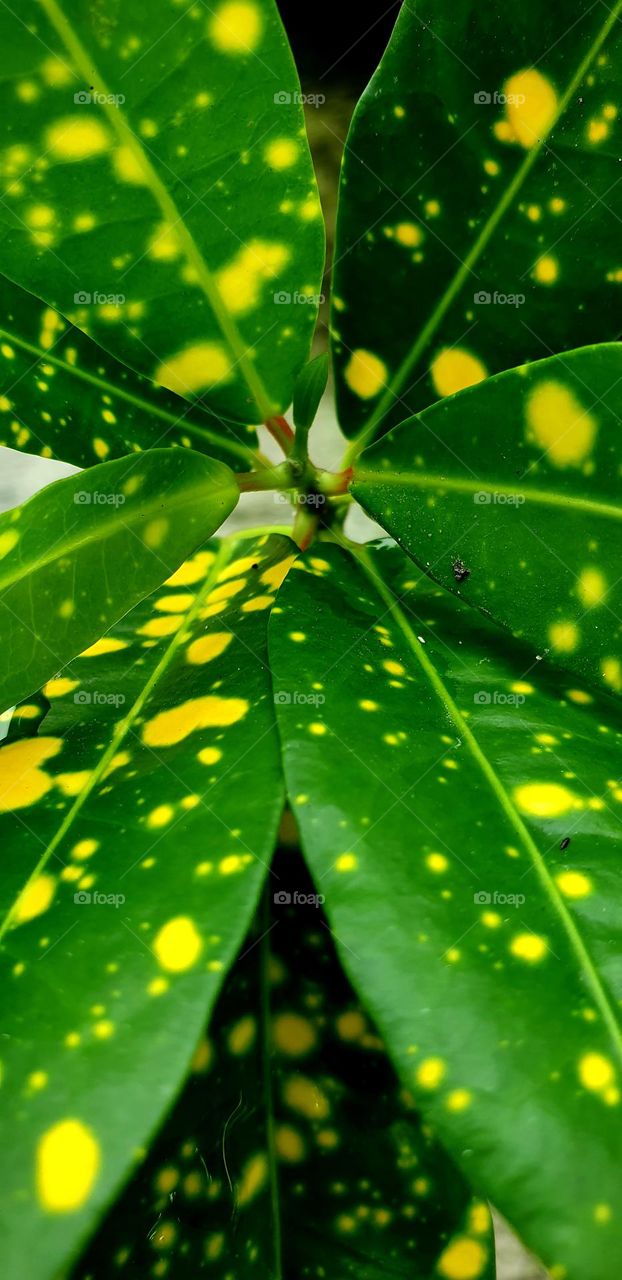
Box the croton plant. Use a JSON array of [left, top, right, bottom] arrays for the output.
[[0, 1, 621, 1278]]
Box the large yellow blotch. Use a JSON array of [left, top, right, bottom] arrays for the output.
[[525, 381, 597, 467], [166, 551, 215, 588], [153, 916, 203, 973], [47, 117, 110, 162], [578, 568, 607, 608], [142, 695, 248, 746], [275, 1125, 305, 1162], [438, 1237, 487, 1279], [0, 529, 19, 558], [261, 556, 297, 589], [344, 349, 388, 399], [186, 632, 232, 665], [112, 146, 148, 185], [430, 348, 487, 398], [139, 615, 183, 638], [13, 874, 56, 925], [283, 1074, 330, 1119], [265, 139, 298, 170], [510, 933, 547, 963], [578, 1052, 615, 1093], [513, 782, 577, 817], [273, 1013, 317, 1056], [216, 240, 290, 315], [548, 621, 579, 654], [556, 870, 592, 899], [236, 1152, 268, 1205], [79, 637, 128, 658], [502, 69, 558, 149], [155, 344, 232, 396], [208, 2, 262, 53], [36, 1119, 100, 1212], [0, 738, 62, 812]]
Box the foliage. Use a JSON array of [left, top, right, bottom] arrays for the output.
[[1, 1, 620, 1278]]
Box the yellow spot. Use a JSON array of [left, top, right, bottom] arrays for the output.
[[426, 852, 448, 873], [142, 695, 248, 747], [228, 1016, 256, 1055], [156, 1166, 179, 1194], [153, 916, 203, 973], [481, 911, 501, 929], [93, 1020, 114, 1040], [578, 568, 607, 608], [166, 552, 215, 587], [0, 738, 62, 813], [309, 723, 326, 736], [579, 1052, 615, 1093], [148, 222, 182, 262], [344, 349, 388, 399], [335, 853, 357, 872], [139, 615, 184, 638], [155, 344, 232, 396], [594, 1203, 612, 1224], [275, 1125, 305, 1162], [236, 1152, 268, 1206], [556, 870, 592, 899], [273, 1013, 316, 1056], [208, 2, 262, 53], [216, 240, 289, 315], [533, 255, 559, 284], [93, 438, 109, 460], [394, 222, 423, 246], [147, 804, 175, 830], [430, 348, 487, 398], [510, 933, 547, 963], [446, 1089, 472, 1112], [28, 1071, 48, 1091], [79, 637, 128, 658], [438, 1237, 487, 1279], [186, 632, 232, 664], [284, 1075, 330, 1119], [26, 205, 54, 229], [14, 875, 56, 926], [155, 593, 194, 614], [567, 688, 592, 705], [198, 747, 222, 766], [265, 139, 298, 169], [525, 380, 597, 467], [73, 839, 99, 862], [601, 657, 622, 693], [360, 699, 378, 712], [47, 117, 110, 162], [383, 659, 405, 676], [148, 978, 169, 997], [416, 1057, 446, 1089], [36, 1119, 100, 1212], [425, 199, 440, 217], [336, 1010, 366, 1041], [513, 782, 576, 817], [242, 594, 273, 612], [43, 676, 79, 698], [289, 631, 306, 643], [112, 146, 147, 185], [548, 621, 579, 653], [41, 56, 73, 88], [152, 1221, 176, 1250], [219, 854, 243, 875], [503, 69, 558, 149]]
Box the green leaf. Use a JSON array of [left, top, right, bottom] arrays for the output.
[[332, 0, 622, 448], [293, 352, 329, 433], [0, 0, 325, 425], [0, 275, 258, 470], [352, 343, 622, 699], [0, 531, 292, 1280], [271, 539, 622, 1279], [71, 849, 495, 1280], [0, 449, 238, 715]]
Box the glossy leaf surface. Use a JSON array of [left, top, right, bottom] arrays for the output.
[[0, 0, 324, 424], [0, 449, 238, 715], [332, 0, 622, 446], [0, 531, 291, 1280], [271, 540, 622, 1279], [353, 344, 622, 699], [0, 276, 258, 470], [72, 849, 495, 1280]]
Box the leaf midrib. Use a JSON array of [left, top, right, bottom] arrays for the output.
[[354, 543, 622, 1070], [345, 0, 622, 460], [353, 467, 622, 522], [0, 541, 233, 944], [39, 0, 275, 422]]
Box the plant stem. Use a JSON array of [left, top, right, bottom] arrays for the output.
[[264, 415, 295, 455]]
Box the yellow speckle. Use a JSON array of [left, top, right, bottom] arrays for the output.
[[394, 222, 423, 247], [93, 1020, 114, 1040], [148, 222, 182, 262], [481, 911, 501, 929], [426, 852, 448, 873], [47, 117, 110, 162], [36, 1119, 100, 1212], [309, 723, 326, 737], [156, 1166, 179, 1194], [41, 56, 73, 88], [510, 933, 547, 963], [147, 804, 175, 830], [26, 204, 54, 229], [93, 438, 109, 460], [289, 631, 306, 643], [152, 1221, 176, 1250], [446, 1088, 472, 1112], [273, 1013, 316, 1056], [601, 657, 622, 693], [438, 1237, 487, 1279], [275, 1125, 305, 1162], [148, 977, 169, 997], [265, 139, 298, 169], [416, 1057, 446, 1089], [430, 348, 487, 398], [155, 593, 194, 614], [236, 1152, 268, 1206], [548, 621, 579, 653], [556, 870, 592, 899], [383, 659, 405, 676], [142, 695, 248, 747], [241, 594, 273, 612], [503, 69, 558, 149], [14, 875, 56, 925], [579, 1052, 615, 1093], [153, 916, 202, 973], [167, 551, 215, 587], [139, 615, 184, 638], [533, 255, 559, 284], [336, 1010, 366, 1041], [216, 240, 290, 315], [155, 344, 232, 396], [186, 632, 232, 665], [284, 1074, 330, 1119], [424, 199, 440, 217], [525, 380, 597, 467], [578, 568, 607, 608], [28, 1071, 48, 1092], [208, 2, 262, 54], [198, 747, 222, 766], [79, 637, 128, 658], [219, 854, 243, 875], [335, 853, 357, 873], [594, 1203, 612, 1224], [43, 676, 78, 698], [513, 782, 576, 817], [228, 1016, 256, 1055], [360, 699, 378, 711], [112, 146, 147, 185], [0, 737, 62, 812], [567, 688, 592, 706], [344, 349, 388, 399]]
